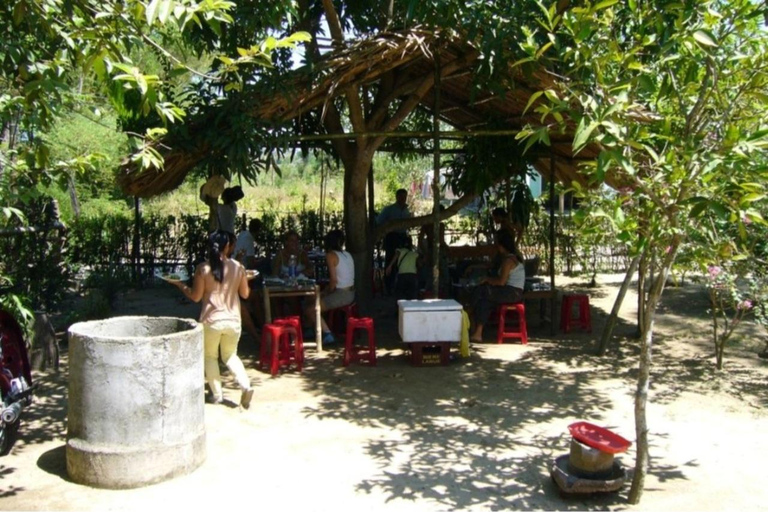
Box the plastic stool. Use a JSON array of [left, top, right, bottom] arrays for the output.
[[273, 316, 304, 371], [560, 293, 592, 333], [497, 303, 528, 344], [260, 323, 301, 376], [327, 302, 358, 335], [344, 317, 376, 367]]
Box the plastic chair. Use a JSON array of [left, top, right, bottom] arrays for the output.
[[326, 302, 359, 335], [260, 323, 302, 376], [497, 303, 528, 344], [273, 316, 304, 371], [344, 317, 376, 367], [560, 294, 592, 333]]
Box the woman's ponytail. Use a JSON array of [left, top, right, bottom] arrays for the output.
[[208, 230, 229, 283]]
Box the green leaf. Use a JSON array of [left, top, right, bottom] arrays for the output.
[[146, 0, 160, 25], [573, 118, 597, 153], [594, 0, 620, 10], [523, 91, 544, 115], [12, 1, 25, 25], [693, 30, 718, 48], [158, 0, 174, 24], [535, 41, 553, 59], [740, 193, 765, 205], [689, 201, 707, 219], [543, 89, 559, 102], [708, 201, 729, 219]]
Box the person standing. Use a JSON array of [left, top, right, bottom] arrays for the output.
[[166, 230, 256, 409], [235, 218, 262, 268], [216, 186, 244, 235], [377, 188, 411, 294]]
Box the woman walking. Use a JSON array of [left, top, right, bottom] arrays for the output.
[[167, 230, 255, 409]]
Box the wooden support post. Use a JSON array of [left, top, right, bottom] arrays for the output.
[[549, 157, 556, 291], [549, 157, 557, 334], [432, 48, 442, 295], [133, 197, 141, 284]]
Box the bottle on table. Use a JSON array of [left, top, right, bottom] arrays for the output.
[[288, 254, 297, 284]]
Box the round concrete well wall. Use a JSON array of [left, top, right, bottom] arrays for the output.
[[67, 316, 205, 489]]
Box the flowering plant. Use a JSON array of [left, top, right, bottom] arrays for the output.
[[705, 264, 754, 370]]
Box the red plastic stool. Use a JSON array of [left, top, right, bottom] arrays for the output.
[[418, 290, 439, 300], [260, 323, 301, 376], [560, 293, 592, 333], [327, 302, 358, 335], [273, 316, 304, 371], [344, 317, 376, 367], [497, 303, 528, 344]]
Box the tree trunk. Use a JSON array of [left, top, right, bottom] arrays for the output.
[[712, 304, 723, 370], [344, 156, 375, 303], [31, 312, 59, 372], [598, 253, 641, 355], [628, 242, 679, 504], [636, 252, 647, 338], [67, 173, 81, 218], [629, 308, 653, 504]]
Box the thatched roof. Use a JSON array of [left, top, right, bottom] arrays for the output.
[[118, 28, 612, 198]]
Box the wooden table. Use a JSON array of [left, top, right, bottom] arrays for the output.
[[523, 288, 559, 334], [263, 282, 323, 352], [452, 282, 559, 334]]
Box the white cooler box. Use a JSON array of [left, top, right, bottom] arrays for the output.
[[398, 299, 463, 342]]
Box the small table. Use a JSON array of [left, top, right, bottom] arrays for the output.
[[263, 281, 323, 352], [523, 287, 558, 334]]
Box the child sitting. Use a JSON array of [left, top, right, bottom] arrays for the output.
[[386, 236, 419, 300]]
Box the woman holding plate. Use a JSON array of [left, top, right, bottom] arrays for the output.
[[166, 230, 256, 409]]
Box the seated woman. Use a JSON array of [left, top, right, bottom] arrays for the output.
[[305, 229, 355, 345], [469, 230, 525, 342], [271, 229, 314, 278]]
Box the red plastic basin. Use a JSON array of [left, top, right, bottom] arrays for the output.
[[568, 421, 632, 454]]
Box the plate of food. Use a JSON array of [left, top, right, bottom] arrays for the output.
[[246, 270, 259, 280], [161, 273, 184, 282]]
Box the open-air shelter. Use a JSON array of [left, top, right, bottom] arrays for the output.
[[118, 28, 623, 301]]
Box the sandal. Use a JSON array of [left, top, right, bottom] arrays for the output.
[[322, 331, 337, 345]]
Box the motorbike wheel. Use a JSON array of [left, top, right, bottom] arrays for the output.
[[0, 419, 19, 456]]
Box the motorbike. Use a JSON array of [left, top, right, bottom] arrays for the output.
[[0, 309, 34, 455]]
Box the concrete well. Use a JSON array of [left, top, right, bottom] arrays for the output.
[[67, 316, 205, 489]]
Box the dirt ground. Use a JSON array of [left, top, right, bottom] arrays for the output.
[[1, 273, 767, 511]]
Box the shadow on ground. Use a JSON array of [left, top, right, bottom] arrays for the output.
[[6, 276, 764, 509]]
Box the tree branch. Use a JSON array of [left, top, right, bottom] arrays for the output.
[[374, 171, 504, 241], [321, 0, 344, 44], [320, 0, 366, 143], [371, 50, 478, 149], [684, 57, 714, 138], [141, 34, 217, 81]]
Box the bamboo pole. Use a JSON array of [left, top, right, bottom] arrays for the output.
[[277, 129, 528, 141], [432, 49, 442, 296]]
